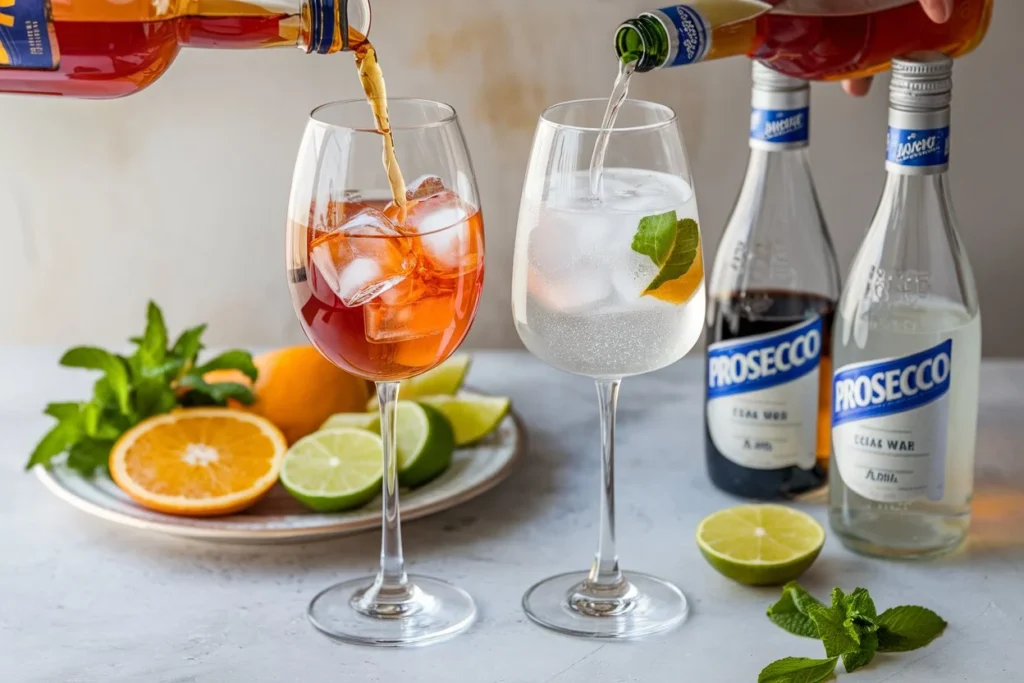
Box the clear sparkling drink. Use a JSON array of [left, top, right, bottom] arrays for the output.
[[513, 168, 705, 379], [829, 53, 981, 559]]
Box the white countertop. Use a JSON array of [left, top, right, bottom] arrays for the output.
[[1, 348, 1022, 682]]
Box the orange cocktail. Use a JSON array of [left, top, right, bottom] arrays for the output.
[[295, 189, 484, 381]]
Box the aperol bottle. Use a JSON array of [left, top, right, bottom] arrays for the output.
[[0, 0, 370, 98]]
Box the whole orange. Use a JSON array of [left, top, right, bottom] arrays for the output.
[[203, 346, 371, 444]]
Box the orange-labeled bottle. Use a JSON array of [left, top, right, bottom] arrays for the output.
[[0, 0, 369, 98]]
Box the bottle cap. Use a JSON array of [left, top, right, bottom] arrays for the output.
[[752, 62, 808, 92], [890, 52, 953, 110]]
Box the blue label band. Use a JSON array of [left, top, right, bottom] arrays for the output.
[[0, 0, 57, 70], [886, 126, 950, 168], [707, 316, 822, 400], [832, 340, 953, 428], [751, 107, 810, 146], [659, 5, 711, 67], [309, 0, 336, 54]]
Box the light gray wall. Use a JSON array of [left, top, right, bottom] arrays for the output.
[[1, 0, 1021, 355]]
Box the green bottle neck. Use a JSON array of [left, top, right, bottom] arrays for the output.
[[615, 15, 670, 72]]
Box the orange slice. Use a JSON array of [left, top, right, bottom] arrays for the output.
[[648, 239, 705, 305], [109, 408, 287, 517]]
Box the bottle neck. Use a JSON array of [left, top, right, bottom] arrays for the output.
[[615, 2, 766, 71], [749, 86, 810, 151], [886, 106, 951, 176]]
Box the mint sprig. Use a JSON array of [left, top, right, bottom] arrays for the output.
[[26, 301, 258, 476], [761, 583, 947, 681], [631, 210, 700, 293]]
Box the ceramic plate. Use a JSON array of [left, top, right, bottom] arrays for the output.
[[36, 411, 523, 544]]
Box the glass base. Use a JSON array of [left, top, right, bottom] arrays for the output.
[[308, 574, 476, 647], [522, 571, 687, 639]]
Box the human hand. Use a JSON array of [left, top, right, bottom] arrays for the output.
[[841, 0, 954, 96]]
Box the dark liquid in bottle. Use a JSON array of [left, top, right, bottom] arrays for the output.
[[705, 289, 836, 500]]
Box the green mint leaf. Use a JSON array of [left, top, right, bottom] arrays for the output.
[[758, 656, 838, 683], [60, 347, 130, 414], [196, 350, 258, 382], [170, 324, 208, 369], [178, 375, 256, 406], [136, 301, 169, 374], [805, 602, 860, 658], [842, 631, 878, 673], [65, 438, 115, 476], [876, 606, 947, 652], [834, 587, 878, 623], [767, 582, 823, 638], [26, 418, 82, 469], [134, 378, 179, 420], [44, 402, 82, 420], [631, 212, 700, 293], [631, 210, 677, 263]]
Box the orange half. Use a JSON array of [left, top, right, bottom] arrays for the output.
[[109, 408, 287, 517]]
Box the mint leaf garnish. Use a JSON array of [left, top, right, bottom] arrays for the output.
[[762, 584, 946, 679], [805, 602, 861, 658], [25, 300, 258, 475], [758, 656, 838, 683], [876, 606, 947, 652], [631, 210, 700, 293], [841, 632, 878, 673], [767, 581, 823, 638]]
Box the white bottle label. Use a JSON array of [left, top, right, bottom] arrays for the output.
[[832, 340, 952, 503], [706, 317, 822, 470]]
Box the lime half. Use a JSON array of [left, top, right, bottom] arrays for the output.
[[280, 428, 383, 512], [365, 355, 472, 411], [418, 392, 510, 446], [320, 412, 381, 433], [696, 504, 825, 586], [393, 401, 455, 488]]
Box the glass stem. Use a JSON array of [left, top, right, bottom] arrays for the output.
[[377, 381, 408, 590], [589, 378, 624, 590], [352, 381, 414, 616]]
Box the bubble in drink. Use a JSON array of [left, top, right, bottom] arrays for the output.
[[309, 207, 415, 307]]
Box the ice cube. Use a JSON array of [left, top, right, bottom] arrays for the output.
[[528, 268, 612, 314], [402, 190, 477, 272], [309, 207, 416, 307], [405, 174, 446, 201], [364, 293, 455, 343]]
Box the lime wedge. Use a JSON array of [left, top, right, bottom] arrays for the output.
[[364, 355, 472, 411], [320, 412, 380, 433], [696, 504, 825, 586], [392, 401, 455, 488], [280, 428, 383, 512], [417, 392, 510, 446]]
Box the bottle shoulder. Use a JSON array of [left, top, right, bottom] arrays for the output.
[[710, 149, 840, 298]]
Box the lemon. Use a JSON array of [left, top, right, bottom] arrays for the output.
[[696, 504, 825, 586]]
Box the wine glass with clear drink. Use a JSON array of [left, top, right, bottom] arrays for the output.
[[287, 99, 485, 646], [512, 98, 705, 639]]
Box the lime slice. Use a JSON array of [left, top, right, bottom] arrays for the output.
[[280, 428, 383, 512], [696, 504, 825, 586], [393, 401, 455, 488], [417, 392, 510, 446], [320, 412, 380, 433], [364, 355, 472, 411]]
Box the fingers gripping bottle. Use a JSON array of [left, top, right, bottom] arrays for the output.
[[829, 52, 980, 559], [705, 62, 840, 500]]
